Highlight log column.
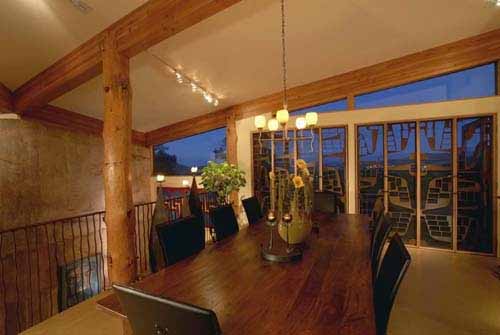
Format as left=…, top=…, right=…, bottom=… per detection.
left=226, top=111, right=240, bottom=212
left=102, top=34, right=137, bottom=284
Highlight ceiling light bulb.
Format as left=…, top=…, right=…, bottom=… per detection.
left=296, top=117, right=307, bottom=130
left=255, top=115, right=266, bottom=129
left=191, top=83, right=198, bottom=92
left=205, top=94, right=213, bottom=103
left=268, top=118, right=279, bottom=132
left=276, top=109, right=289, bottom=125
left=305, top=112, right=318, bottom=127
left=213, top=99, right=219, bottom=107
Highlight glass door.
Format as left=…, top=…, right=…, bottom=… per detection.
left=387, top=122, right=417, bottom=245
left=357, top=125, right=385, bottom=215
left=419, top=120, right=453, bottom=249
left=457, top=116, right=494, bottom=253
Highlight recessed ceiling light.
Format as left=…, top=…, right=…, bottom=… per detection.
left=69, top=0, right=93, bottom=14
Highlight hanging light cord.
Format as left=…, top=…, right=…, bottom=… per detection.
left=281, top=0, right=288, bottom=110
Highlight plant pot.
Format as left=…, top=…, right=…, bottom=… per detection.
left=278, top=217, right=312, bottom=244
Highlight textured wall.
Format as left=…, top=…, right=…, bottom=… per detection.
left=0, top=119, right=152, bottom=231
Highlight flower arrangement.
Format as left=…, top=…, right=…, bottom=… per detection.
left=269, top=159, right=313, bottom=244
left=201, top=161, right=246, bottom=205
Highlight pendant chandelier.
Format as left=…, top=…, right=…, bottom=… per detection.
left=254, top=0, right=318, bottom=148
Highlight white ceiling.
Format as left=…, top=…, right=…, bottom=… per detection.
left=1, top=0, right=500, bottom=132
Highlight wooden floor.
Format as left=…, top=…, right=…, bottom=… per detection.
left=22, top=249, right=500, bottom=335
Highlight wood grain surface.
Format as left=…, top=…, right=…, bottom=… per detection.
left=97, top=214, right=375, bottom=335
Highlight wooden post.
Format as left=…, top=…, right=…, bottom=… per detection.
left=347, top=95, right=355, bottom=110
left=497, top=60, right=500, bottom=95
left=226, top=111, right=240, bottom=212
left=102, top=34, right=137, bottom=284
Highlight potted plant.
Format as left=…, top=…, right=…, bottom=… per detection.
left=201, top=161, right=246, bottom=206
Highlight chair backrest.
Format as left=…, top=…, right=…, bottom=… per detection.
left=313, top=191, right=337, bottom=214
left=371, top=213, right=393, bottom=279
left=370, top=200, right=385, bottom=231
left=242, top=196, right=263, bottom=225
left=156, top=216, right=205, bottom=266
left=374, top=234, right=411, bottom=335
left=209, top=204, right=239, bottom=241
left=114, top=284, right=222, bottom=335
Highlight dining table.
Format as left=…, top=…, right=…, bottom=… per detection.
left=96, top=213, right=376, bottom=335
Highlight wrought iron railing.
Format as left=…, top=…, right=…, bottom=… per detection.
left=0, top=192, right=216, bottom=335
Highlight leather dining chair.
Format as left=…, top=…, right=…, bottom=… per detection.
left=114, top=284, right=222, bottom=335
left=373, top=234, right=411, bottom=335
left=371, top=213, right=393, bottom=279
left=156, top=215, right=205, bottom=266
left=242, top=196, right=263, bottom=225
left=209, top=204, right=239, bottom=242
left=313, top=191, right=338, bottom=214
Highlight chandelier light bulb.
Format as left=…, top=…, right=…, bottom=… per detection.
left=191, top=83, right=198, bottom=92
left=254, top=115, right=266, bottom=129
left=268, top=118, right=279, bottom=132
left=205, top=93, right=213, bottom=103
left=295, top=117, right=307, bottom=130
left=213, top=99, right=219, bottom=107
left=305, top=112, right=318, bottom=127
left=276, top=109, right=289, bottom=125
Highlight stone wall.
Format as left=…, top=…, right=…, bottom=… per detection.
left=0, top=119, right=152, bottom=231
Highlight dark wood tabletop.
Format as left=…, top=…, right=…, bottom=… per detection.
left=97, top=214, right=376, bottom=335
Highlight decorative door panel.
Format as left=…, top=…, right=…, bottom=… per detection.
left=419, top=120, right=453, bottom=249
left=387, top=122, right=417, bottom=245
left=357, top=125, right=385, bottom=216
left=457, top=116, right=494, bottom=253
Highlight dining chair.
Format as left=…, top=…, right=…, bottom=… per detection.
left=373, top=234, right=411, bottom=335
left=242, top=196, right=263, bottom=225
left=371, top=213, right=393, bottom=279
left=370, top=199, right=385, bottom=232
left=156, top=215, right=205, bottom=266
left=209, top=204, right=239, bottom=241
left=313, top=191, right=338, bottom=214
left=114, top=284, right=222, bottom=335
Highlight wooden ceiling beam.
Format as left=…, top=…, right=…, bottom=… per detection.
left=144, top=28, right=500, bottom=145
left=0, top=82, right=13, bottom=112
left=13, top=0, right=243, bottom=112
left=23, top=105, right=146, bottom=146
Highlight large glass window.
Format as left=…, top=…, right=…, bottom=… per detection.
left=153, top=127, right=226, bottom=175
left=252, top=127, right=347, bottom=213
left=356, top=64, right=496, bottom=109
left=291, top=99, right=348, bottom=115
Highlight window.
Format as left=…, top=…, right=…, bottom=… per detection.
left=355, top=63, right=496, bottom=109
left=153, top=128, right=226, bottom=175
left=291, top=98, right=348, bottom=115
left=252, top=126, right=347, bottom=213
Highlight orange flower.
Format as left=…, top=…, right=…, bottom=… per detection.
left=296, top=159, right=307, bottom=171
left=292, top=176, right=304, bottom=189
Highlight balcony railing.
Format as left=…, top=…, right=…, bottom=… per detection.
left=0, top=192, right=216, bottom=335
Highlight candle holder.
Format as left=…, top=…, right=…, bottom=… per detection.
left=261, top=212, right=302, bottom=263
